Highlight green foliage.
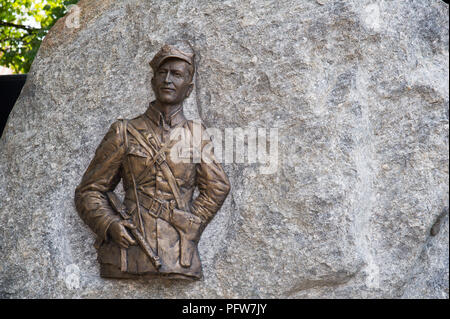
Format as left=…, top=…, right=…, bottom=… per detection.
left=0, top=0, right=79, bottom=73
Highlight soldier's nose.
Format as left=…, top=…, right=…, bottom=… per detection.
left=164, top=71, right=172, bottom=83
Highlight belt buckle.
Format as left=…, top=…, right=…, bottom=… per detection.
left=155, top=152, right=166, bottom=165
left=149, top=199, right=162, bottom=218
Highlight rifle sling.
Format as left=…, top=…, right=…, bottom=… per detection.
left=123, top=121, right=146, bottom=235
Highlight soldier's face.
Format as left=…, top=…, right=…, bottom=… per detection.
left=152, top=59, right=193, bottom=105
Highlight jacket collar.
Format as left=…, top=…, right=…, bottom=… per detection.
left=145, top=101, right=186, bottom=127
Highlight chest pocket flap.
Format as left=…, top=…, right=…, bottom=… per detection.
left=127, top=144, right=151, bottom=158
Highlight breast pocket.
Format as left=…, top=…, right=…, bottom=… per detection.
left=178, top=146, right=192, bottom=160
left=126, top=144, right=153, bottom=172
left=127, top=144, right=151, bottom=159
left=167, top=145, right=193, bottom=165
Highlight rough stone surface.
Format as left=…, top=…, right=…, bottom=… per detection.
left=0, top=0, right=448, bottom=298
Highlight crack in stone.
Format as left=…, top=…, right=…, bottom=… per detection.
left=286, top=271, right=357, bottom=296
left=398, top=207, right=449, bottom=298
left=430, top=207, right=448, bottom=237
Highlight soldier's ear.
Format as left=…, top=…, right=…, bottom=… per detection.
left=151, top=77, right=156, bottom=90
left=185, top=83, right=194, bottom=98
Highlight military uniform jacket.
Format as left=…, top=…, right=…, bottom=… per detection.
left=75, top=103, right=231, bottom=280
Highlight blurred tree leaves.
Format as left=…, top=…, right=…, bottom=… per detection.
left=0, top=0, right=79, bottom=73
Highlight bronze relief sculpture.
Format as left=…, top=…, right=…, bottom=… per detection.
left=74, top=44, right=231, bottom=280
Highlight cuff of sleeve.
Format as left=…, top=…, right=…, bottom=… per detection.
left=100, top=215, right=121, bottom=241
left=189, top=203, right=208, bottom=224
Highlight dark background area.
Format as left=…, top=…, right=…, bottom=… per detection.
left=0, top=74, right=26, bottom=135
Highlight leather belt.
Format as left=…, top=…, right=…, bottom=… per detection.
left=138, top=192, right=176, bottom=221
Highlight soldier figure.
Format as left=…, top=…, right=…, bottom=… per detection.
left=75, top=44, right=231, bottom=280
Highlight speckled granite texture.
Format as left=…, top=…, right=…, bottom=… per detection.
left=0, top=0, right=448, bottom=298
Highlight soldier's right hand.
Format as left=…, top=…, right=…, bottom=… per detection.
left=108, top=220, right=137, bottom=248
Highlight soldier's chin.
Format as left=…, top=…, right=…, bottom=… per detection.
left=158, top=93, right=179, bottom=104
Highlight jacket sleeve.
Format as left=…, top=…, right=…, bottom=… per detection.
left=74, top=121, right=126, bottom=240
left=190, top=126, right=231, bottom=225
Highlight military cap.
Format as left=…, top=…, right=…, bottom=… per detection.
left=149, top=44, right=195, bottom=72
